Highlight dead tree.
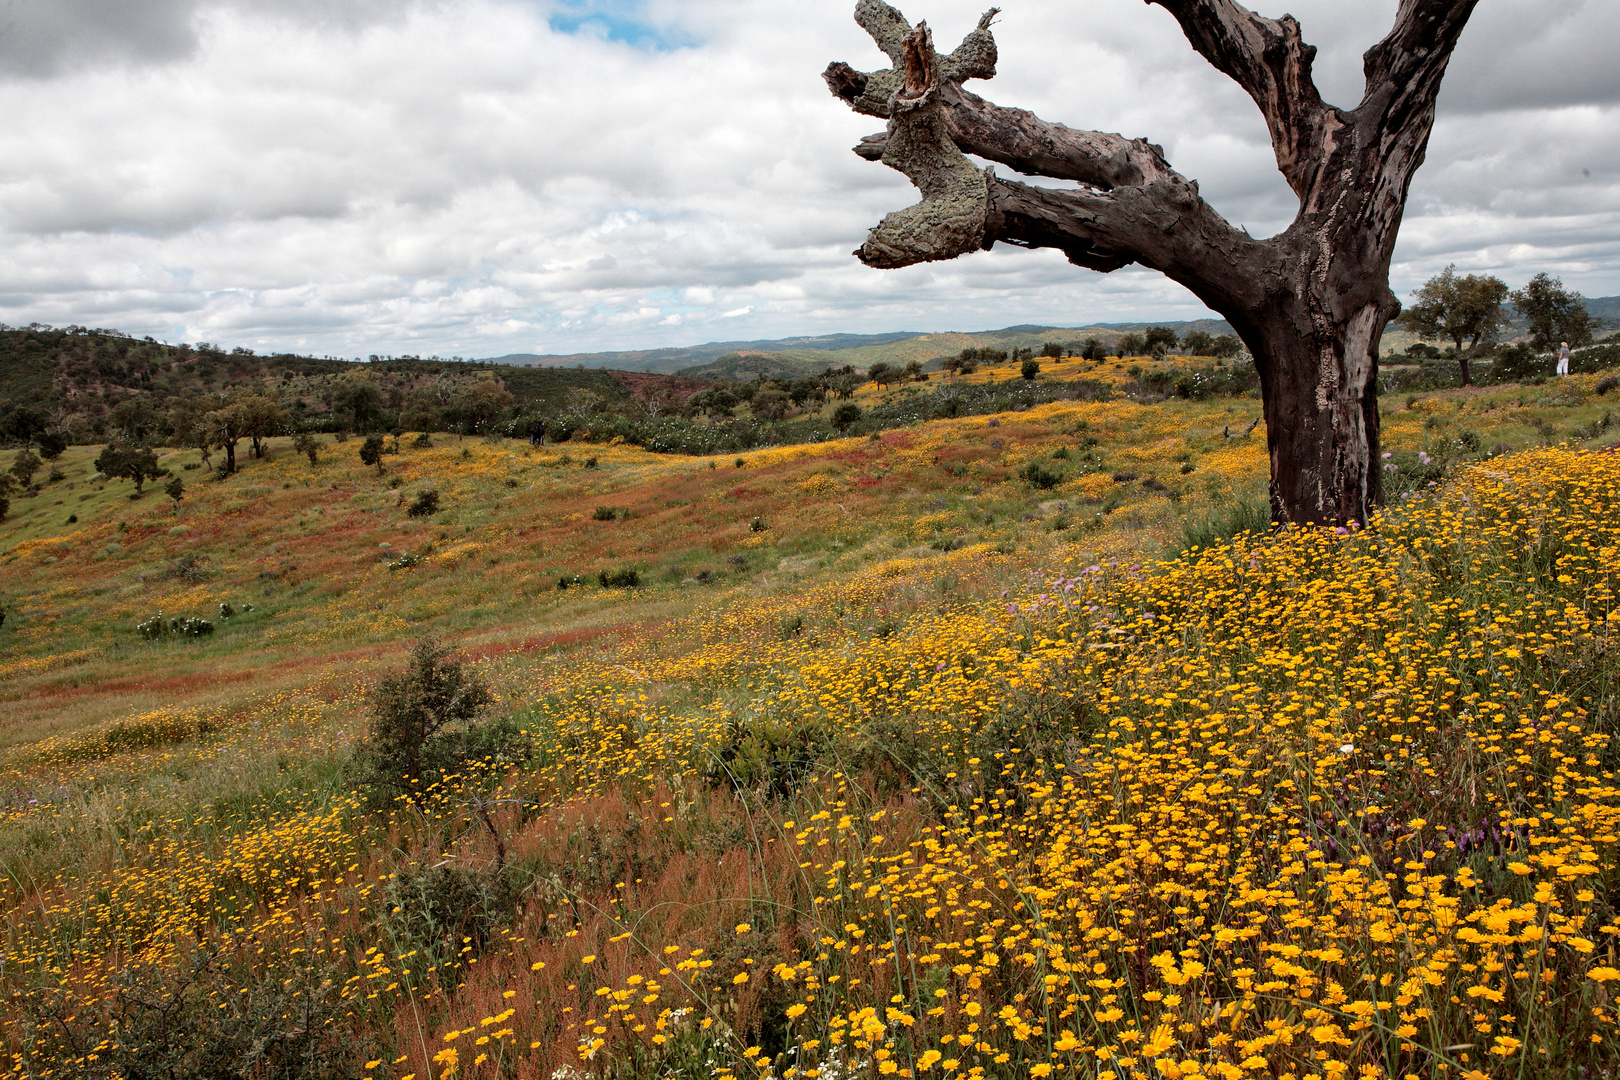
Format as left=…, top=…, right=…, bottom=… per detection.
left=825, top=0, right=1478, bottom=525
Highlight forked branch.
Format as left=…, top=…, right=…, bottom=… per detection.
left=853, top=22, right=993, bottom=268
left=825, top=1, right=1246, bottom=282
left=1149, top=0, right=1328, bottom=196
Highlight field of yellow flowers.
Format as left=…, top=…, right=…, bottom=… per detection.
left=5, top=365, right=1620, bottom=1080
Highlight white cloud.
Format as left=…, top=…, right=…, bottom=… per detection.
left=0, top=0, right=1616, bottom=357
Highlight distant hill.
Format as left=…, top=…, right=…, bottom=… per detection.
left=484, top=319, right=1239, bottom=380
left=481, top=330, right=923, bottom=375
left=0, top=325, right=699, bottom=441
left=1587, top=295, right=1620, bottom=324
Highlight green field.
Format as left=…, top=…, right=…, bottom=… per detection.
left=4, top=365, right=1620, bottom=1079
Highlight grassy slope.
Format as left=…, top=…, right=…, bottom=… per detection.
left=3, top=362, right=1614, bottom=746
left=4, top=366, right=1620, bottom=1076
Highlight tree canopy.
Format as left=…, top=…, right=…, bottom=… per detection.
left=1398, top=265, right=1509, bottom=385
left=1512, top=273, right=1601, bottom=350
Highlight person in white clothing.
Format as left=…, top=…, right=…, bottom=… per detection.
left=1557, top=341, right=1571, bottom=376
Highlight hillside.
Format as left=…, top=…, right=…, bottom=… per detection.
left=0, top=325, right=703, bottom=441
left=484, top=319, right=1241, bottom=377
left=5, top=358, right=1620, bottom=1076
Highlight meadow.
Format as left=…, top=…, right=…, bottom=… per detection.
left=4, top=361, right=1620, bottom=1080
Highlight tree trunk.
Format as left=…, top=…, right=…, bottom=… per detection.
left=825, top=0, right=1479, bottom=527
left=1457, top=353, right=1471, bottom=387
left=1244, top=296, right=1386, bottom=525
left=223, top=439, right=236, bottom=474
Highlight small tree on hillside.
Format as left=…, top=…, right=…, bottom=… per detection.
left=752, top=385, right=792, bottom=421
left=293, top=432, right=320, bottom=466
left=165, top=475, right=185, bottom=510
left=11, top=449, right=41, bottom=489
left=1398, top=264, right=1509, bottom=385
left=360, top=433, right=386, bottom=475
left=95, top=444, right=163, bottom=495
left=450, top=379, right=516, bottom=437
left=1143, top=327, right=1179, bottom=358
left=1118, top=332, right=1146, bottom=358
left=1181, top=330, right=1215, bottom=356
left=36, top=430, right=68, bottom=461
left=204, top=402, right=248, bottom=474
left=1511, top=273, right=1601, bottom=351
left=355, top=639, right=498, bottom=803
left=1021, top=359, right=1040, bottom=380
left=331, top=377, right=383, bottom=434
left=238, top=395, right=290, bottom=459
left=833, top=402, right=863, bottom=431
left=108, top=398, right=163, bottom=445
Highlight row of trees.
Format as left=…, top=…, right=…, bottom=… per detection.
left=1398, top=269, right=1602, bottom=386
left=79, top=372, right=522, bottom=476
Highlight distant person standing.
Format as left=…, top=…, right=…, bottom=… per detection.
left=1557, top=341, right=1571, bottom=376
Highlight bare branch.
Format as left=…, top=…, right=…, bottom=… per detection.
left=1149, top=0, right=1328, bottom=196
left=856, top=23, right=992, bottom=269
left=827, top=2, right=999, bottom=118
left=832, top=3, right=1250, bottom=283
left=829, top=7, right=1171, bottom=191
left=850, top=86, right=1171, bottom=190
left=1361, top=0, right=1478, bottom=131
left=985, top=177, right=1266, bottom=314
left=855, top=0, right=913, bottom=65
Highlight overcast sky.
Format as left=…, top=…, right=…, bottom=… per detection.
left=0, top=0, right=1615, bottom=358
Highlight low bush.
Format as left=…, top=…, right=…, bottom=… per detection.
left=381, top=863, right=523, bottom=971
left=598, top=567, right=641, bottom=588
left=11, top=950, right=366, bottom=1080
left=1133, top=358, right=1260, bottom=400
left=350, top=639, right=525, bottom=806
left=406, top=489, right=440, bottom=517
left=1171, top=494, right=1273, bottom=555
left=1020, top=461, right=1062, bottom=489
left=136, top=613, right=215, bottom=639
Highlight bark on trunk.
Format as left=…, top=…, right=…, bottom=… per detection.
left=825, top=0, right=1478, bottom=527
left=1245, top=298, right=1386, bottom=525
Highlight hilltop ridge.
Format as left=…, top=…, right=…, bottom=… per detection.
left=480, top=318, right=1239, bottom=376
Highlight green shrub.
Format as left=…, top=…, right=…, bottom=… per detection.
left=381, top=864, right=522, bottom=971
left=137, top=613, right=215, bottom=639
left=406, top=489, right=440, bottom=517
left=359, top=433, right=386, bottom=473
left=1171, top=495, right=1273, bottom=556
left=592, top=505, right=621, bottom=521
left=1020, top=461, right=1062, bottom=489
left=292, top=431, right=320, bottom=465
left=598, top=567, right=641, bottom=588
left=351, top=640, right=520, bottom=805
left=12, top=950, right=367, bottom=1080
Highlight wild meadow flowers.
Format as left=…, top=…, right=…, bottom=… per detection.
left=6, top=387, right=1620, bottom=1078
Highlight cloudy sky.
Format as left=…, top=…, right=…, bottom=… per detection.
left=0, top=0, right=1615, bottom=358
